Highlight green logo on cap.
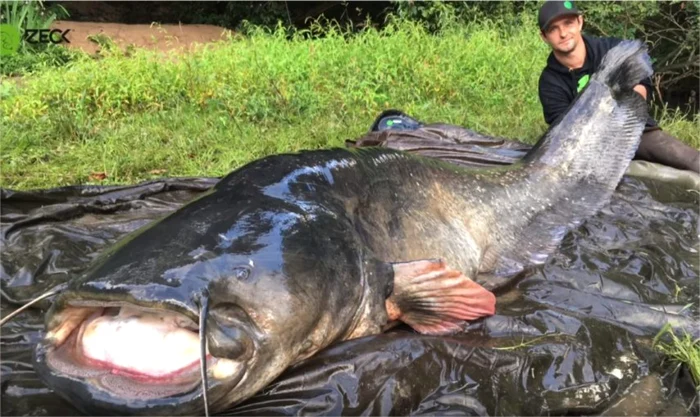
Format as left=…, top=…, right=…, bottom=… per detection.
left=577, top=74, right=590, bottom=93
left=0, top=24, right=21, bottom=56
left=564, top=1, right=573, bottom=9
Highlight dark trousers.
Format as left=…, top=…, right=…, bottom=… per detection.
left=635, top=129, right=700, bottom=174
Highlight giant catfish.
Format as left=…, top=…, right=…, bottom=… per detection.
left=32, top=41, right=652, bottom=415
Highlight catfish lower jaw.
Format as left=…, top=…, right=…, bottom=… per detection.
left=38, top=304, right=248, bottom=409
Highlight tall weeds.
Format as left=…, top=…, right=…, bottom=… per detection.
left=1, top=14, right=697, bottom=189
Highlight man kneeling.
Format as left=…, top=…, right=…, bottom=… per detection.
left=536, top=0, right=699, bottom=174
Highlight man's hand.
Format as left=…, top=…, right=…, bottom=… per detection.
left=633, top=84, right=648, bottom=100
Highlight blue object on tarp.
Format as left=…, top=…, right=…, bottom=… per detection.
left=369, top=109, right=424, bottom=132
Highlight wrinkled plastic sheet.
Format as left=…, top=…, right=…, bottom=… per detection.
left=2, top=122, right=699, bottom=416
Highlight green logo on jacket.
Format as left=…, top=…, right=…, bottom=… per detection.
left=577, top=74, right=590, bottom=93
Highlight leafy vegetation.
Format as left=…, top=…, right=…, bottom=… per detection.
left=1, top=11, right=697, bottom=190
left=0, top=0, right=79, bottom=76
left=1, top=0, right=66, bottom=43
left=653, top=324, right=700, bottom=389
left=392, top=1, right=699, bottom=112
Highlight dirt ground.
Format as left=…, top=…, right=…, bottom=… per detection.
left=50, top=20, right=232, bottom=54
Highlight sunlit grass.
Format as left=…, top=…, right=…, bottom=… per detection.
left=1, top=14, right=698, bottom=190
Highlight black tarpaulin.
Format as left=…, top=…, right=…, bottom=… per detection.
left=1, top=120, right=698, bottom=416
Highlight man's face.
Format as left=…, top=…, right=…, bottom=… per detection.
left=541, top=15, right=583, bottom=54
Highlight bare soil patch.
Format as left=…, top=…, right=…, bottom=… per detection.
left=50, top=20, right=232, bottom=54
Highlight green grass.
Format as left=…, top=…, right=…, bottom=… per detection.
left=1, top=15, right=698, bottom=190
left=653, top=324, right=700, bottom=389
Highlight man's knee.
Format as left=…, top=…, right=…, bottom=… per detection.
left=636, top=129, right=699, bottom=174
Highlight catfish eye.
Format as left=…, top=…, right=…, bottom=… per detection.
left=232, top=266, right=251, bottom=281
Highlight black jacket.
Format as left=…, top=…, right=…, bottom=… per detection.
left=538, top=34, right=657, bottom=128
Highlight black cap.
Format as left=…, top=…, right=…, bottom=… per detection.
left=538, top=1, right=582, bottom=31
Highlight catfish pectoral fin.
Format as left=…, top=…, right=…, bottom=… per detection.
left=386, top=258, right=496, bottom=336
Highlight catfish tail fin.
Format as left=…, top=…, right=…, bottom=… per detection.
left=595, top=39, right=653, bottom=96
left=480, top=41, right=652, bottom=283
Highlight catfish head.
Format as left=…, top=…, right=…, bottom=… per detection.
left=33, top=182, right=392, bottom=415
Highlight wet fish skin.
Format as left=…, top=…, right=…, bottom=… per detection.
left=33, top=40, right=652, bottom=415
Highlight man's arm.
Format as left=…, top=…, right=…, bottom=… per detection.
left=539, top=72, right=572, bottom=125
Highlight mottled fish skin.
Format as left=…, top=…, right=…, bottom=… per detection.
left=33, top=41, right=652, bottom=415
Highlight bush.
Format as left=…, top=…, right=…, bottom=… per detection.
left=0, top=43, right=84, bottom=76
left=0, top=0, right=69, bottom=50
left=0, top=0, right=80, bottom=76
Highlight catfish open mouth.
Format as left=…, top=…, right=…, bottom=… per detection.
left=40, top=303, right=246, bottom=402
